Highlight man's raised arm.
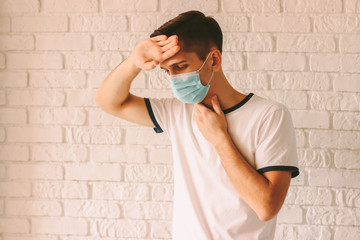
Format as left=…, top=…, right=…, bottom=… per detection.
left=94, top=35, right=179, bottom=127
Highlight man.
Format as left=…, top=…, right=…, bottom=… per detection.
left=95, top=10, right=299, bottom=240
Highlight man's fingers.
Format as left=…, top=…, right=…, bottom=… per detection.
left=161, top=37, right=178, bottom=52
left=162, top=45, right=180, bottom=61
left=150, top=35, right=167, bottom=42
left=158, top=35, right=178, bottom=46
left=212, top=95, right=223, bottom=115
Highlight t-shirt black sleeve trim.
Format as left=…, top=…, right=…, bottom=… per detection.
left=257, top=166, right=299, bottom=178
left=144, top=98, right=163, bottom=133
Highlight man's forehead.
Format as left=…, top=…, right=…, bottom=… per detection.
left=160, top=51, right=198, bottom=68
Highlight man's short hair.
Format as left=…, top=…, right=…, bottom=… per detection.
left=150, top=10, right=223, bottom=60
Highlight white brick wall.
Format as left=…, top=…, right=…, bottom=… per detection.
left=0, top=0, right=359, bottom=239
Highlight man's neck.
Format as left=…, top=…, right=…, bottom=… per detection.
left=201, top=71, right=246, bottom=111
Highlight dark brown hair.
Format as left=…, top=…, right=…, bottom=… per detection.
left=150, top=10, right=223, bottom=60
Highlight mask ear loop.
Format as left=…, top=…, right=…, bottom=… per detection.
left=198, top=52, right=212, bottom=72
left=206, top=71, right=215, bottom=86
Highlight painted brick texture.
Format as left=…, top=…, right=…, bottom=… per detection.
left=0, top=0, right=359, bottom=239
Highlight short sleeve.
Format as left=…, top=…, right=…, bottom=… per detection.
left=144, top=98, right=175, bottom=134
left=255, top=104, right=299, bottom=178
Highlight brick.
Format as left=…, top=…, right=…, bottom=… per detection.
left=223, top=33, right=273, bottom=52
left=32, top=217, right=88, bottom=235
left=147, top=70, right=171, bottom=89
left=344, top=0, right=360, bottom=12
left=89, top=70, right=145, bottom=89
left=29, top=107, right=86, bottom=125
left=284, top=0, right=342, bottom=12
left=0, top=0, right=39, bottom=13
left=0, top=52, right=5, bottom=69
left=336, top=208, right=360, bottom=225
left=65, top=52, right=122, bottom=70
left=0, top=35, right=34, bottom=50
left=0, top=181, right=31, bottom=197
left=33, top=181, right=89, bottom=199
left=67, top=89, right=97, bottom=107
left=275, top=225, right=331, bottom=240
left=334, top=227, right=360, bottom=240
left=0, top=108, right=27, bottom=124
left=0, top=218, right=29, bottom=233
left=291, top=111, right=330, bottom=129
left=70, top=14, right=127, bottom=32
left=151, top=220, right=172, bottom=239
left=0, top=71, right=28, bottom=87
left=215, top=14, right=249, bottom=32
left=277, top=34, right=335, bottom=53
left=151, top=183, right=174, bottom=201
left=0, top=127, right=5, bottom=142
left=340, top=35, right=360, bottom=53
left=7, top=127, right=63, bottom=143
left=91, top=219, right=147, bottom=238
left=297, top=148, right=331, bottom=167
left=0, top=164, right=5, bottom=178
left=149, top=148, right=172, bottom=164
left=0, top=200, right=3, bottom=214
left=309, top=130, right=360, bottom=150
left=126, top=127, right=170, bottom=145
left=0, top=145, right=29, bottom=161
left=6, top=199, right=62, bottom=216
left=223, top=0, right=280, bottom=12
left=222, top=52, right=244, bottom=71
left=125, top=164, right=173, bottom=183
left=308, top=168, right=360, bottom=188
left=333, top=74, right=360, bottom=92
left=257, top=90, right=307, bottom=109
left=7, top=163, right=63, bottom=180
left=65, top=126, right=122, bottom=144
left=94, top=33, right=147, bottom=51
left=271, top=72, right=330, bottom=90
left=161, top=0, right=217, bottom=12
left=333, top=112, right=360, bottom=130
left=252, top=15, right=311, bottom=32
left=90, top=145, right=146, bottom=163
left=310, top=92, right=360, bottom=111
left=65, top=164, right=121, bottom=181
left=227, top=71, right=269, bottom=90
left=64, top=200, right=120, bottom=218
left=7, top=53, right=63, bottom=69
left=0, top=17, right=10, bottom=32
left=335, top=189, right=360, bottom=207
left=314, top=15, right=360, bottom=33
left=295, top=130, right=305, bottom=148
left=306, top=207, right=336, bottom=225
left=248, top=53, right=306, bottom=71
left=36, top=34, right=91, bottom=51
left=130, top=14, right=157, bottom=32
left=1, top=236, right=57, bottom=240
left=12, top=16, right=68, bottom=32
left=88, top=109, right=130, bottom=126
left=310, top=54, right=360, bottom=73
left=277, top=205, right=303, bottom=223
left=42, top=0, right=98, bottom=12
left=8, top=89, right=65, bottom=106
left=102, top=0, right=158, bottom=12
left=92, top=182, right=149, bottom=201
left=334, top=150, right=360, bottom=169
left=31, top=144, right=88, bottom=162
left=29, top=70, right=86, bottom=88
left=123, top=202, right=172, bottom=220
left=285, top=187, right=332, bottom=205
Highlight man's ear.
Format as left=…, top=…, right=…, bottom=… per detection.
left=210, top=49, right=222, bottom=72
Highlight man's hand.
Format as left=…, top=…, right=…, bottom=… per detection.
left=193, top=95, right=229, bottom=146
left=130, top=35, right=180, bottom=70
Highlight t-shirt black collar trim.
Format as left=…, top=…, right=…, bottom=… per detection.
left=223, top=93, right=254, bottom=114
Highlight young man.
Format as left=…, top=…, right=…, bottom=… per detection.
left=95, top=10, right=299, bottom=240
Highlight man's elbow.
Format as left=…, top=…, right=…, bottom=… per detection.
left=257, top=204, right=281, bottom=222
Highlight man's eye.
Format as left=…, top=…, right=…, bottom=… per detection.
left=175, top=65, right=187, bottom=70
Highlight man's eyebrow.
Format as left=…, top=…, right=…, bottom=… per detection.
left=161, top=60, right=187, bottom=70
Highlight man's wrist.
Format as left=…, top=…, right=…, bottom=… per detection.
left=212, top=131, right=233, bottom=152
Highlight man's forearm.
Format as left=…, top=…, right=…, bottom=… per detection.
left=94, top=56, right=141, bottom=111
left=213, top=133, right=289, bottom=221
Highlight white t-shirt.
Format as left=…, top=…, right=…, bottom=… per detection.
left=144, top=93, right=299, bottom=240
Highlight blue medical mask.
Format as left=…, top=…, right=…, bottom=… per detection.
left=169, top=53, right=214, bottom=104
